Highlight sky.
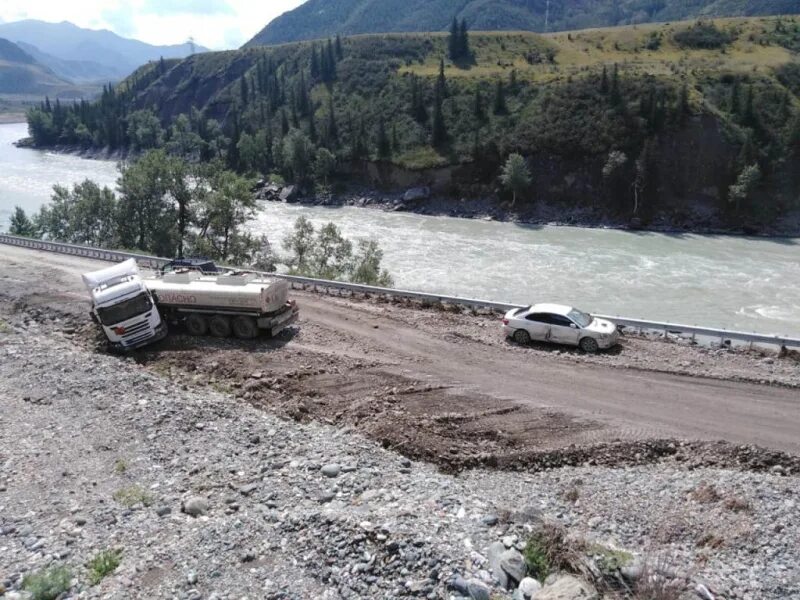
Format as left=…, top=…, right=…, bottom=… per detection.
left=0, top=0, right=307, bottom=49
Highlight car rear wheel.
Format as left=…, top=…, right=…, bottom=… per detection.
left=185, top=313, right=208, bottom=336
left=579, top=337, right=600, bottom=353
left=232, top=316, right=258, bottom=339
left=209, top=315, right=232, bottom=338
left=513, top=329, right=531, bottom=345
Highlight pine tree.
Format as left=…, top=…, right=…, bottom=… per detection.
left=431, top=85, right=448, bottom=148
left=297, top=71, right=310, bottom=116
left=437, top=58, right=448, bottom=98
left=474, top=87, right=485, bottom=121
left=376, top=118, right=391, bottom=159
left=240, top=76, right=249, bottom=106
left=741, top=85, right=757, bottom=128
left=391, top=121, right=399, bottom=151
left=730, top=79, right=741, bottom=114
left=325, top=39, right=337, bottom=82
left=310, top=45, right=320, bottom=80
left=281, top=108, right=290, bottom=136
left=493, top=80, right=507, bottom=115
left=600, top=65, right=609, bottom=94
left=410, top=76, right=428, bottom=124
left=327, top=94, right=338, bottom=146
left=610, top=63, right=621, bottom=106
left=308, top=114, right=318, bottom=143
left=448, top=17, right=460, bottom=61
left=458, top=19, right=470, bottom=60
left=677, top=83, right=690, bottom=121
left=335, top=34, right=343, bottom=60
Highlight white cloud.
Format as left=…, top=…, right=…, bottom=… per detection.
left=0, top=0, right=306, bottom=49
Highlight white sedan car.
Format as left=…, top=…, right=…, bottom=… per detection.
left=502, top=303, right=619, bottom=352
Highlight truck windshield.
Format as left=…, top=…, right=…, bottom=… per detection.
left=96, top=293, right=152, bottom=326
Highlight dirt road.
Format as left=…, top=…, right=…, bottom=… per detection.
left=1, top=244, right=798, bottom=470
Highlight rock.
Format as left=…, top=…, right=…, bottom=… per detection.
left=519, top=577, right=543, bottom=598
left=500, top=548, right=527, bottom=585
left=620, top=562, right=644, bottom=582
left=536, top=575, right=599, bottom=600
left=481, top=515, right=499, bottom=527
left=321, top=464, right=341, bottom=478
left=187, top=572, right=198, bottom=585
left=403, top=187, right=430, bottom=202
left=319, top=491, right=336, bottom=503
left=280, top=185, right=300, bottom=202
left=488, top=541, right=510, bottom=588
left=181, top=496, right=209, bottom=517
left=694, top=584, right=715, bottom=600
left=467, top=579, right=491, bottom=600
left=449, top=575, right=470, bottom=595
left=155, top=505, right=171, bottom=517
left=239, top=483, right=259, bottom=496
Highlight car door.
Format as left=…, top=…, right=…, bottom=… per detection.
left=548, top=314, right=581, bottom=345
left=524, top=313, right=551, bottom=341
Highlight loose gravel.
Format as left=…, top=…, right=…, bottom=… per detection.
left=1, top=322, right=798, bottom=600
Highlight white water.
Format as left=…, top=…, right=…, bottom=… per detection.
left=2, top=122, right=799, bottom=337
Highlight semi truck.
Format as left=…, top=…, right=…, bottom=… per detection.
left=83, top=259, right=298, bottom=351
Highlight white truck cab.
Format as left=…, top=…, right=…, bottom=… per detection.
left=82, top=259, right=167, bottom=350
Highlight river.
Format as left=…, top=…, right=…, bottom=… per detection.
left=2, top=122, right=799, bottom=337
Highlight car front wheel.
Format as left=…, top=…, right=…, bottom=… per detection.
left=579, top=337, right=600, bottom=353
left=513, top=329, right=531, bottom=345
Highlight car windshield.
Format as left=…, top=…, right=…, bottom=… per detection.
left=96, top=292, right=152, bottom=326
left=567, top=309, right=592, bottom=328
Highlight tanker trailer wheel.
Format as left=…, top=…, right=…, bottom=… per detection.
left=185, top=313, right=208, bottom=336
left=209, top=315, right=232, bottom=338
left=232, top=316, right=258, bottom=339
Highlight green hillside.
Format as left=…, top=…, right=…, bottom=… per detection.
left=247, top=0, right=800, bottom=46
left=25, top=17, right=800, bottom=229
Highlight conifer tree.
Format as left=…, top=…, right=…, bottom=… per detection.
left=437, top=58, right=448, bottom=98
left=335, top=34, right=343, bottom=60
left=327, top=94, right=339, bottom=146
left=448, top=17, right=460, bottom=61
left=376, top=118, right=391, bottom=159
left=432, top=85, right=448, bottom=148
left=474, top=87, right=485, bottom=121
left=493, top=81, right=507, bottom=115
left=310, top=45, right=320, bottom=80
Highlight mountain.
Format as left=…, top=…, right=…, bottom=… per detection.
left=0, top=37, right=73, bottom=94
left=0, top=20, right=209, bottom=82
left=16, top=41, right=122, bottom=84
left=247, top=0, right=800, bottom=46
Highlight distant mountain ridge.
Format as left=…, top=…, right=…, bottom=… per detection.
left=0, top=37, right=73, bottom=95
left=247, top=0, right=800, bottom=46
left=0, top=20, right=209, bottom=83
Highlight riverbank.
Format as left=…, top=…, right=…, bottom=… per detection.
left=12, top=138, right=132, bottom=161
left=257, top=182, right=800, bottom=238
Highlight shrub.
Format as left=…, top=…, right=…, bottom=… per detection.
left=523, top=523, right=581, bottom=581
left=674, top=21, right=733, bottom=49
left=22, top=566, right=72, bottom=600
left=87, top=549, right=123, bottom=585
left=113, top=485, right=153, bottom=508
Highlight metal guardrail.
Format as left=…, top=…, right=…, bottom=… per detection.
left=2, top=233, right=799, bottom=349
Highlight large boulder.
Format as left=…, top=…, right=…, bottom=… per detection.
left=403, top=186, right=430, bottom=202
left=488, top=541, right=510, bottom=588
left=500, top=548, right=527, bottom=585
left=280, top=185, right=300, bottom=202
left=535, top=575, right=598, bottom=600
